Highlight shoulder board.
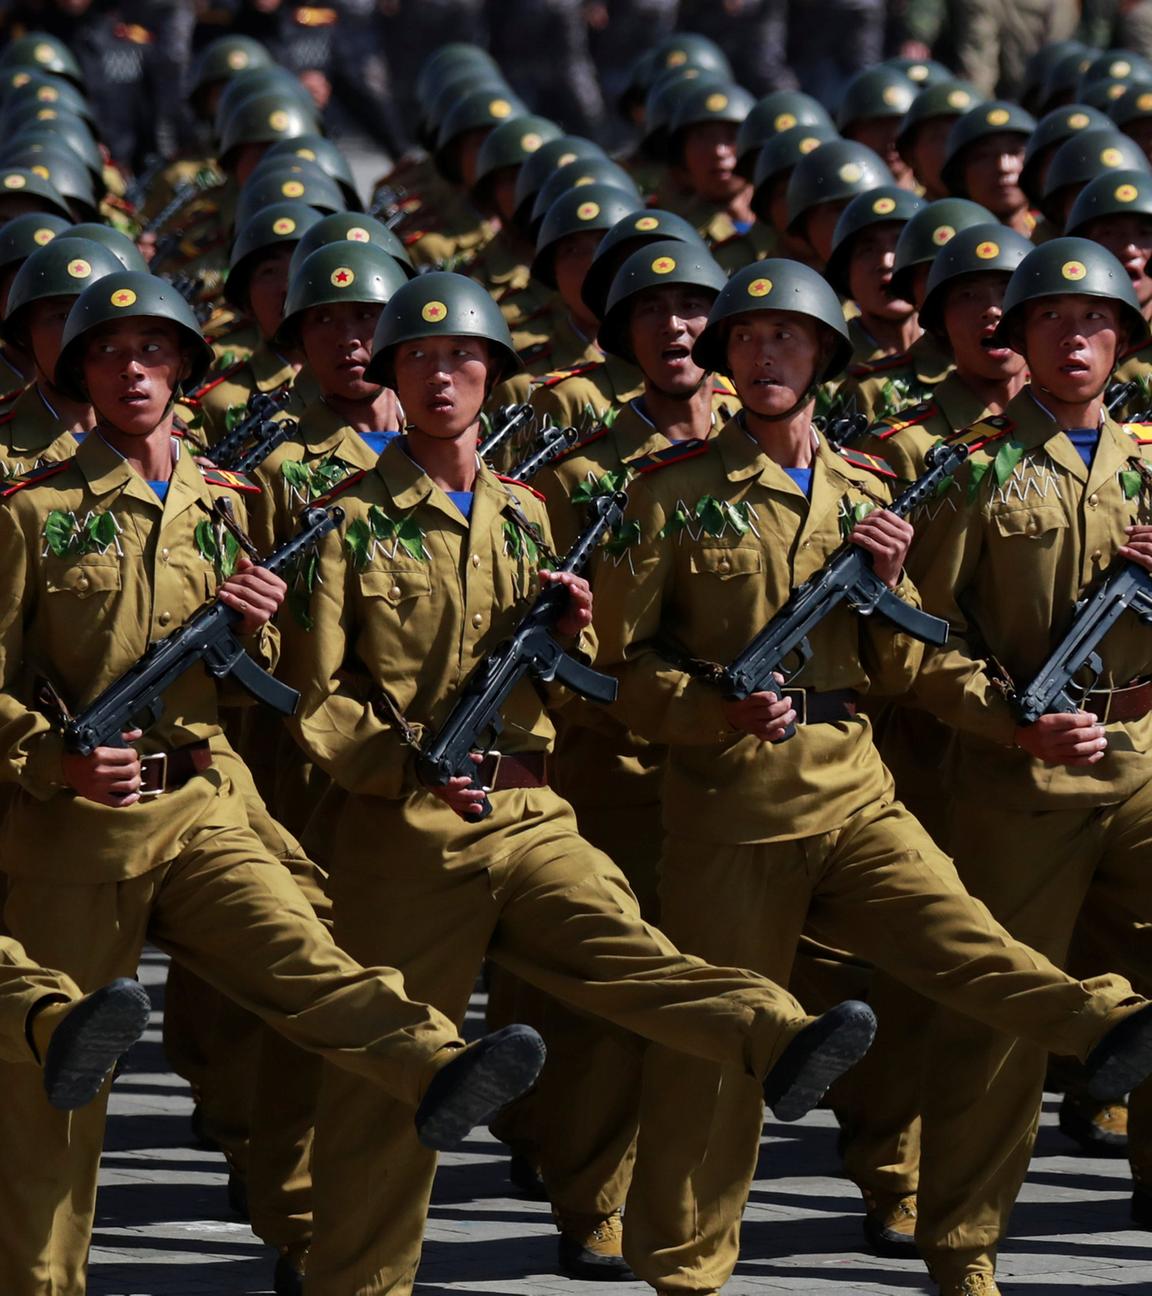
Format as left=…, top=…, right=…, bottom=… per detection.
left=633, top=441, right=713, bottom=475
left=836, top=447, right=898, bottom=479
left=294, top=6, right=338, bottom=24
left=872, top=402, right=935, bottom=441
left=114, top=21, right=152, bottom=43
left=518, top=341, right=552, bottom=365
left=199, top=467, right=260, bottom=494
left=535, top=361, right=604, bottom=389
left=314, top=467, right=369, bottom=508
left=949, top=414, right=1015, bottom=454
left=1119, top=337, right=1150, bottom=362
left=849, top=351, right=912, bottom=380
left=554, top=423, right=611, bottom=463
left=0, top=459, right=71, bottom=497
left=0, top=383, right=27, bottom=408
left=711, top=375, right=737, bottom=397
left=1122, top=422, right=1152, bottom=445
left=0, top=406, right=18, bottom=427
left=495, top=472, right=547, bottom=502
left=186, top=359, right=247, bottom=402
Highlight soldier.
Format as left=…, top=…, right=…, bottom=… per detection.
left=262, top=135, right=364, bottom=211
left=0, top=268, right=547, bottom=1295
left=232, top=157, right=347, bottom=233
left=1111, top=81, right=1152, bottom=163
left=1020, top=104, right=1112, bottom=220
left=823, top=185, right=926, bottom=367
left=278, top=267, right=888, bottom=1296
left=589, top=257, right=1152, bottom=1296
left=940, top=100, right=1037, bottom=237
left=0, top=212, right=71, bottom=403
left=581, top=208, right=711, bottom=325
left=191, top=200, right=326, bottom=445
left=0, top=165, right=73, bottom=227
left=783, top=138, right=893, bottom=267
left=0, top=235, right=125, bottom=477
left=288, top=210, right=417, bottom=284
left=896, top=80, right=983, bottom=201
left=1038, top=127, right=1149, bottom=231
left=906, top=236, right=1152, bottom=1294
left=748, top=122, right=839, bottom=269
left=734, top=89, right=835, bottom=186
left=836, top=65, right=921, bottom=192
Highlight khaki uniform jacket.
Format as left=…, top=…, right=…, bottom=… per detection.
left=530, top=342, right=645, bottom=430
left=464, top=228, right=555, bottom=329
left=834, top=330, right=954, bottom=424
left=195, top=342, right=320, bottom=446
left=0, top=435, right=274, bottom=884
left=0, top=385, right=80, bottom=480
left=593, top=417, right=925, bottom=844
left=279, top=438, right=592, bottom=875
left=658, top=190, right=777, bottom=272
left=1111, top=338, right=1152, bottom=421
left=913, top=387, right=1152, bottom=809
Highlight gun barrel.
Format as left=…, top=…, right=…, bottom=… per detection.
left=507, top=427, right=580, bottom=482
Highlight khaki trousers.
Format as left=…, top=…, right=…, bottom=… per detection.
left=917, top=785, right=1152, bottom=1282
left=306, top=790, right=808, bottom=1296
left=0, top=937, right=80, bottom=1065
left=0, top=799, right=460, bottom=1296
left=621, top=797, right=1138, bottom=1294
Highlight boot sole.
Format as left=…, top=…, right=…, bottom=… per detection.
left=1087, top=1005, right=1152, bottom=1101
left=766, top=1002, right=877, bottom=1123
left=43, top=979, right=151, bottom=1111
left=863, top=1218, right=918, bottom=1259
left=416, top=1025, right=546, bottom=1152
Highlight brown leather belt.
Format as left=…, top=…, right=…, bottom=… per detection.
left=138, top=740, right=213, bottom=797
left=1082, top=678, right=1152, bottom=725
left=780, top=687, right=859, bottom=725
left=475, top=750, right=548, bottom=793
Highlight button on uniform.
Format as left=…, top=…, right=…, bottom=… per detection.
left=158, top=610, right=172, bottom=626
left=471, top=612, right=483, bottom=628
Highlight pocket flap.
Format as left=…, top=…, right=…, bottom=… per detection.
left=45, top=560, right=122, bottom=597
left=992, top=505, right=1069, bottom=539
left=360, top=567, right=433, bottom=605
left=689, top=546, right=764, bottom=577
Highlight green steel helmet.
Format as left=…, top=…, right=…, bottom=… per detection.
left=2, top=236, right=131, bottom=347
left=1020, top=104, right=1111, bottom=205
left=10, top=116, right=104, bottom=185
left=749, top=122, right=838, bottom=221
left=1066, top=169, right=1152, bottom=236
left=189, top=35, right=273, bottom=99
left=666, top=80, right=757, bottom=150
left=940, top=100, right=1036, bottom=196
left=472, top=114, right=564, bottom=204
left=1079, top=50, right=1152, bottom=97
left=421, top=66, right=509, bottom=138
left=1080, top=78, right=1136, bottom=112
left=364, top=270, right=523, bottom=388
left=529, top=155, right=638, bottom=236
left=1021, top=39, right=1087, bottom=112
left=513, top=135, right=603, bottom=228
left=434, top=86, right=526, bottom=181
left=735, top=90, right=835, bottom=179
left=0, top=163, right=79, bottom=221
left=414, top=42, right=499, bottom=109
left=532, top=183, right=642, bottom=289
left=650, top=32, right=732, bottom=80
left=276, top=242, right=411, bottom=350
left=1, top=71, right=94, bottom=126
left=219, top=91, right=317, bottom=165
left=785, top=139, right=893, bottom=234
left=1109, top=80, right=1152, bottom=128
left=918, top=223, right=1034, bottom=334
left=824, top=184, right=927, bottom=297
left=1040, top=128, right=1149, bottom=222
left=55, top=271, right=215, bottom=400
left=288, top=211, right=416, bottom=282
left=214, top=66, right=313, bottom=136
left=0, top=34, right=83, bottom=87
left=883, top=56, right=953, bottom=88
left=641, top=67, right=716, bottom=158
left=836, top=65, right=919, bottom=133
left=997, top=236, right=1150, bottom=351
left=895, top=80, right=982, bottom=157
left=1, top=145, right=97, bottom=218
left=225, top=201, right=325, bottom=309
left=64, top=223, right=148, bottom=272
left=693, top=259, right=853, bottom=381
left=0, top=211, right=70, bottom=273
left=582, top=208, right=708, bottom=321
left=262, top=135, right=362, bottom=208
left=599, top=239, right=727, bottom=363
left=234, top=160, right=347, bottom=230
left=1040, top=49, right=1095, bottom=113
left=889, top=197, right=995, bottom=301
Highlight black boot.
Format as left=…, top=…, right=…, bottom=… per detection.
left=763, top=1001, right=877, bottom=1122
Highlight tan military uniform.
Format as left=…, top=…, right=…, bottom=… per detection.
left=0, top=435, right=465, bottom=1294
left=0, top=936, right=82, bottom=1065
left=0, top=384, right=80, bottom=480
left=1111, top=337, right=1152, bottom=421
left=590, top=416, right=1143, bottom=1293
left=530, top=345, right=645, bottom=430
left=909, top=388, right=1152, bottom=1285
left=659, top=189, right=777, bottom=272
left=464, top=227, right=555, bottom=330
left=834, top=330, right=954, bottom=424
left=193, top=342, right=321, bottom=447
left=277, top=437, right=827, bottom=1296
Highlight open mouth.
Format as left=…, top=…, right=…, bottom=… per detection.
left=662, top=343, right=692, bottom=363
left=120, top=389, right=149, bottom=405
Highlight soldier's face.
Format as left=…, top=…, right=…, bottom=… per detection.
left=847, top=118, right=914, bottom=189
left=1022, top=295, right=1124, bottom=403
left=942, top=273, right=1024, bottom=382
left=907, top=116, right=958, bottom=197
left=299, top=300, right=384, bottom=401
left=455, top=128, right=492, bottom=190
left=803, top=200, right=846, bottom=263
left=232, top=143, right=269, bottom=186
left=553, top=230, right=603, bottom=323
left=1081, top=213, right=1152, bottom=313
left=847, top=222, right=914, bottom=321
left=24, top=294, right=73, bottom=384
left=681, top=122, right=745, bottom=202
left=246, top=245, right=295, bottom=342
left=962, top=133, right=1027, bottom=218
left=628, top=284, right=714, bottom=396
left=488, top=166, right=520, bottom=224
left=392, top=335, right=491, bottom=439
left=0, top=195, right=55, bottom=224
left=726, top=310, right=824, bottom=417
left=82, top=319, right=188, bottom=435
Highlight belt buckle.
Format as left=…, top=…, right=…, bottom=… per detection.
left=138, top=751, right=168, bottom=798
left=781, top=687, right=807, bottom=726
left=480, top=749, right=502, bottom=794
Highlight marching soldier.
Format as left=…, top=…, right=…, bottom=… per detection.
left=734, top=89, right=835, bottom=187
left=940, top=99, right=1037, bottom=236
left=0, top=212, right=71, bottom=403
left=748, top=122, right=839, bottom=270
left=896, top=80, right=983, bottom=201
left=836, top=65, right=921, bottom=192
left=1019, top=104, right=1112, bottom=219
left=784, top=138, right=893, bottom=268
left=1038, top=127, right=1148, bottom=231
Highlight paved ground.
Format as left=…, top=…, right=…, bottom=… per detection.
left=88, top=950, right=1152, bottom=1295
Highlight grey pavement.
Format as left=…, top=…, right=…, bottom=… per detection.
left=88, top=950, right=1152, bottom=1294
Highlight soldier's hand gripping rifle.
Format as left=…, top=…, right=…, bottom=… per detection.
left=416, top=491, right=627, bottom=818
left=209, top=390, right=290, bottom=470
left=1008, top=560, right=1152, bottom=726
left=716, top=441, right=967, bottom=742
left=61, top=506, right=344, bottom=757
left=506, top=424, right=581, bottom=483
left=477, top=403, right=534, bottom=465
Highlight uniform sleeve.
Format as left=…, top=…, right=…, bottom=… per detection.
left=592, top=481, right=732, bottom=745
left=534, top=462, right=584, bottom=556
left=909, top=477, right=1019, bottom=744
left=856, top=570, right=928, bottom=697
left=277, top=525, right=421, bottom=799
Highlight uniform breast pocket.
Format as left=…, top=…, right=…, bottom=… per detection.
left=360, top=568, right=433, bottom=613
left=45, top=559, right=123, bottom=600
left=689, top=546, right=764, bottom=580
left=991, top=505, right=1069, bottom=544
